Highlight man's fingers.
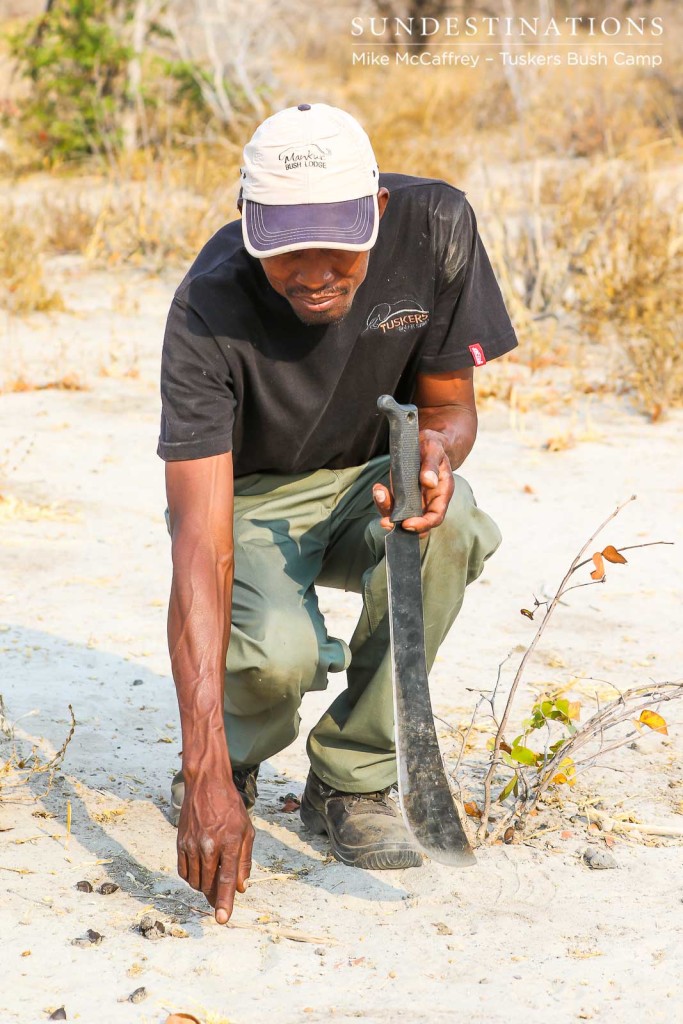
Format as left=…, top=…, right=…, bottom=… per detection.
left=419, top=441, right=443, bottom=490
left=199, top=850, right=220, bottom=900
left=402, top=511, right=444, bottom=534
left=214, top=853, right=239, bottom=925
left=236, top=826, right=255, bottom=894
left=177, top=846, right=189, bottom=881
left=186, top=851, right=201, bottom=893
left=373, top=483, right=393, bottom=518
left=403, top=489, right=450, bottom=533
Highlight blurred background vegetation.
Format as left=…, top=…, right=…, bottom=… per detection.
left=0, top=0, right=681, bottom=419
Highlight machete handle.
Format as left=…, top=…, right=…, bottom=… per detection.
left=377, top=395, right=423, bottom=523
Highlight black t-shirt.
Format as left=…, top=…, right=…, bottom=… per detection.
left=157, top=173, right=517, bottom=476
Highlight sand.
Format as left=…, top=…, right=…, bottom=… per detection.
left=1, top=259, right=682, bottom=1024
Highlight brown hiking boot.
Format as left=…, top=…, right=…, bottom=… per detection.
left=300, top=770, right=422, bottom=870
left=169, top=764, right=259, bottom=827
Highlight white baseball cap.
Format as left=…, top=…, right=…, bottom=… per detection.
left=239, top=103, right=380, bottom=258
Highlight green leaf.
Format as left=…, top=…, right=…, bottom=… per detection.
left=498, top=776, right=517, bottom=802
left=510, top=745, right=538, bottom=767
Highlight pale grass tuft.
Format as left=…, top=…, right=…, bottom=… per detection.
left=0, top=212, right=64, bottom=315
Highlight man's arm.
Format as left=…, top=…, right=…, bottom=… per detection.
left=166, top=452, right=254, bottom=924
left=373, top=368, right=477, bottom=533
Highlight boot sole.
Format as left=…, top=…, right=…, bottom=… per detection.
left=300, top=796, right=422, bottom=870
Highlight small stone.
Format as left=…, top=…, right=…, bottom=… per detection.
left=97, top=882, right=119, bottom=895
left=132, top=679, right=144, bottom=686
left=75, top=880, right=93, bottom=893
left=71, top=929, right=103, bottom=947
left=583, top=847, right=617, bottom=870
left=139, top=914, right=166, bottom=940
left=315, top=947, right=326, bottom=956
left=48, top=1010, right=67, bottom=1021
left=129, top=987, right=147, bottom=1004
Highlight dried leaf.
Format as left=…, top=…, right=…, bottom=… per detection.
left=503, top=826, right=515, bottom=844
left=602, top=545, right=627, bottom=564
left=520, top=608, right=535, bottom=620
left=639, top=709, right=668, bottom=735
left=464, top=801, right=482, bottom=819
left=91, top=808, right=125, bottom=823
left=433, top=922, right=453, bottom=935
left=590, top=552, right=605, bottom=581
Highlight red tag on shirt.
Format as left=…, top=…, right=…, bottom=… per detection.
left=469, top=343, right=486, bottom=366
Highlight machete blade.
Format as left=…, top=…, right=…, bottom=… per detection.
left=385, top=520, right=476, bottom=866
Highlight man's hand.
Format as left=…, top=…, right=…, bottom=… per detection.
left=373, top=428, right=455, bottom=535
left=177, top=771, right=254, bottom=924
left=372, top=369, right=478, bottom=534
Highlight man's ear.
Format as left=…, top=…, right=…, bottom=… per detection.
left=377, top=187, right=390, bottom=219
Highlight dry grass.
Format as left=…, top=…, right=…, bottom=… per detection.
left=1, top=31, right=681, bottom=416
left=0, top=211, right=64, bottom=315
left=0, top=696, right=76, bottom=805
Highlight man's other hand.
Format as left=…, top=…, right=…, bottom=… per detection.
left=177, top=774, right=254, bottom=924
left=373, top=428, right=455, bottom=535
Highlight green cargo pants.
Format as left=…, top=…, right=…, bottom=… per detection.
left=222, top=455, right=501, bottom=793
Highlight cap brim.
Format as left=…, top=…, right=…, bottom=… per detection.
left=242, top=195, right=379, bottom=258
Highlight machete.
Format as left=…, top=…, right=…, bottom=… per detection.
left=377, top=394, right=475, bottom=866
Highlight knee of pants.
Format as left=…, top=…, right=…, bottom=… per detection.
left=425, top=476, right=502, bottom=584
left=226, top=606, right=320, bottom=715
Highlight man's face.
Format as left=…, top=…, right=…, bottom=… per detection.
left=257, top=187, right=389, bottom=326
left=259, top=248, right=370, bottom=326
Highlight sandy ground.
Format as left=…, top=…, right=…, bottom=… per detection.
left=1, top=260, right=682, bottom=1024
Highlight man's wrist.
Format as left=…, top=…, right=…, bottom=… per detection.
left=181, top=725, right=232, bottom=784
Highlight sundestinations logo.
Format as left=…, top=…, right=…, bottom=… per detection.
left=350, top=15, right=664, bottom=39
left=349, top=14, right=665, bottom=70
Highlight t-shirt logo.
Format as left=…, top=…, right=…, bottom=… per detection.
left=366, top=299, right=430, bottom=334
left=468, top=343, right=486, bottom=366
